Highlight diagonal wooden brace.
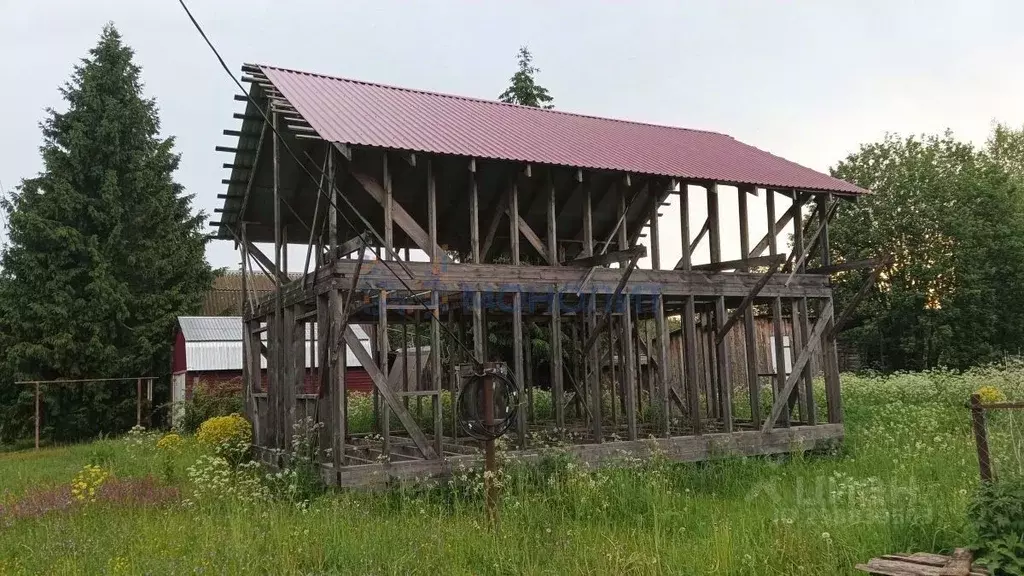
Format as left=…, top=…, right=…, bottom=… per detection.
left=674, top=217, right=710, bottom=269
left=243, top=237, right=290, bottom=284
left=351, top=170, right=444, bottom=259
left=580, top=252, right=641, bottom=355
left=761, top=301, right=834, bottom=432
left=715, top=255, right=784, bottom=343
left=344, top=326, right=437, bottom=459
left=829, top=255, right=893, bottom=339
left=567, top=245, right=646, bottom=268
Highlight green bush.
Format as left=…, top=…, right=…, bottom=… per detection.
left=176, top=379, right=244, bottom=434
left=968, top=477, right=1024, bottom=575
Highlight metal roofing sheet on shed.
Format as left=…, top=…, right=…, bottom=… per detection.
left=179, top=316, right=373, bottom=371
left=258, top=64, right=867, bottom=195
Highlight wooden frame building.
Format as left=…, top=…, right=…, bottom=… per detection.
left=214, top=63, right=870, bottom=487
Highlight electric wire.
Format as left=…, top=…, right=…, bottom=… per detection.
left=176, top=0, right=480, bottom=363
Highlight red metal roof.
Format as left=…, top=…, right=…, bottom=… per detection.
left=258, top=64, right=867, bottom=195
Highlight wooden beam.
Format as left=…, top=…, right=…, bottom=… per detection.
left=678, top=185, right=692, bottom=271
left=242, top=237, right=289, bottom=286
left=479, top=185, right=511, bottom=261
left=715, top=296, right=733, bottom=432
left=749, top=200, right=800, bottom=258
left=323, top=424, right=844, bottom=487
left=707, top=184, right=721, bottom=264
left=548, top=177, right=564, bottom=430
left=761, top=301, right=834, bottom=432
left=509, top=179, right=526, bottom=445
left=617, top=185, right=638, bottom=441
left=343, top=327, right=437, bottom=458
left=805, top=258, right=877, bottom=275
left=427, top=158, right=443, bottom=457
left=830, top=255, right=892, bottom=338
left=350, top=169, right=443, bottom=258
left=566, top=246, right=646, bottom=268
left=516, top=214, right=551, bottom=264
left=582, top=176, right=602, bottom=442
left=580, top=252, right=641, bottom=355
left=693, top=254, right=782, bottom=272
left=714, top=255, right=785, bottom=343
left=738, top=188, right=760, bottom=428
left=673, top=217, right=710, bottom=270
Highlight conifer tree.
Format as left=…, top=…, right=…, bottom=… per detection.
left=498, top=47, right=555, bottom=109
left=0, top=24, right=213, bottom=441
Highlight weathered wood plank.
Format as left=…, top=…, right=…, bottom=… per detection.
left=324, top=424, right=844, bottom=487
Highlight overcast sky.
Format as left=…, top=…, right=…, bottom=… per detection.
left=2, top=0, right=1023, bottom=271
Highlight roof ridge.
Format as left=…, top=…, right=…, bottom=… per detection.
left=255, top=63, right=730, bottom=139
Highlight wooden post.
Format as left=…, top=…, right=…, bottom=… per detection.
left=427, top=159, right=443, bottom=457
left=766, top=189, right=789, bottom=428
left=791, top=191, right=815, bottom=424
left=483, top=365, right=498, bottom=526
left=147, top=378, right=154, bottom=428
left=818, top=193, right=843, bottom=424
left=970, top=393, right=993, bottom=482
left=582, top=173, right=602, bottom=442
left=510, top=179, right=526, bottom=446
left=707, top=184, right=731, bottom=431
left=651, top=180, right=671, bottom=436
left=272, top=110, right=284, bottom=449
left=679, top=185, right=700, bottom=433
left=618, top=182, right=638, bottom=440
left=137, top=377, right=142, bottom=427
left=548, top=176, right=565, bottom=431
left=34, top=382, right=40, bottom=450
left=738, top=187, right=760, bottom=427
left=469, top=160, right=484, bottom=364
left=380, top=153, right=393, bottom=460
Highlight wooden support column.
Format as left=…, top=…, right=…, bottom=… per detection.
left=679, top=186, right=700, bottom=433
left=469, top=160, right=484, bottom=363
left=509, top=178, right=526, bottom=445
left=427, top=159, right=443, bottom=457
left=738, top=188, right=760, bottom=427
left=818, top=193, right=843, bottom=423
left=617, top=182, right=638, bottom=440
left=791, top=191, right=815, bottom=425
left=548, top=175, right=565, bottom=431
left=651, top=180, right=671, bottom=436
left=272, top=110, right=285, bottom=449
left=582, top=172, right=602, bottom=442
left=766, top=190, right=789, bottom=428
left=380, top=153, right=392, bottom=460
left=707, top=184, right=732, bottom=432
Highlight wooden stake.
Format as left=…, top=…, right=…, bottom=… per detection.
left=34, top=382, right=40, bottom=450
left=970, top=393, right=993, bottom=482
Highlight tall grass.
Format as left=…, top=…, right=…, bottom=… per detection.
left=0, top=365, right=1021, bottom=575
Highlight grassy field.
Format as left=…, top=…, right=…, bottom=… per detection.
left=1, top=366, right=1022, bottom=575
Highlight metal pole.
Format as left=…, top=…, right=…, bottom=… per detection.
left=34, top=382, right=40, bottom=450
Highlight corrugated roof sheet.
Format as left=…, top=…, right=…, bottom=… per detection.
left=258, top=64, right=867, bottom=195
left=178, top=316, right=240, bottom=342
left=178, top=316, right=372, bottom=371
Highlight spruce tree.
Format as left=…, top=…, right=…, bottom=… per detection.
left=498, top=47, right=555, bottom=109
left=0, top=24, right=213, bottom=441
